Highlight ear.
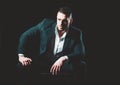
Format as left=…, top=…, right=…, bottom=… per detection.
left=70, top=18, right=73, bottom=24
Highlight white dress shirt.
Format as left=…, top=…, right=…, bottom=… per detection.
left=54, top=26, right=67, bottom=55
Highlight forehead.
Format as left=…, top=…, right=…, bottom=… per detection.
left=57, top=12, right=67, bottom=19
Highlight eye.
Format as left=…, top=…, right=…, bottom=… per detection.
left=62, top=20, right=68, bottom=24
left=58, top=19, right=61, bottom=21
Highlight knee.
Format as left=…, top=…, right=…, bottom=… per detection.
left=16, top=62, right=32, bottom=73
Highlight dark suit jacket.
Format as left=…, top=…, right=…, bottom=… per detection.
left=18, top=18, right=86, bottom=73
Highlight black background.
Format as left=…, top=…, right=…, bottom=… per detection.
left=0, top=0, right=118, bottom=85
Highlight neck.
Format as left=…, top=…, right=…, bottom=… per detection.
left=58, top=30, right=66, bottom=37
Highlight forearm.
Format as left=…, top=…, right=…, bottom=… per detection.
left=67, top=42, right=85, bottom=62
left=61, top=55, right=69, bottom=61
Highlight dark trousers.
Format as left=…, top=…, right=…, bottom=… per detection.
left=16, top=62, right=87, bottom=85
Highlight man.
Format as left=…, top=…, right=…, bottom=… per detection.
left=17, top=6, right=86, bottom=85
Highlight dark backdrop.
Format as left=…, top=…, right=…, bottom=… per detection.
left=1, top=0, right=117, bottom=85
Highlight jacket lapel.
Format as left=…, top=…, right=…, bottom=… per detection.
left=63, top=32, right=71, bottom=51
left=63, top=26, right=73, bottom=51
left=40, top=22, right=56, bottom=55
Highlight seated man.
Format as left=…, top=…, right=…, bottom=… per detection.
left=16, top=6, right=87, bottom=85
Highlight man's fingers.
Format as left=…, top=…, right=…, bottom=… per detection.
left=50, top=66, right=53, bottom=73
left=28, top=58, right=32, bottom=62
left=27, top=60, right=31, bottom=65
left=50, top=65, right=61, bottom=75
left=55, top=66, right=59, bottom=75
left=58, top=66, right=60, bottom=72
left=23, top=61, right=27, bottom=66
left=21, top=61, right=25, bottom=66
left=22, top=60, right=31, bottom=66
left=50, top=65, right=55, bottom=75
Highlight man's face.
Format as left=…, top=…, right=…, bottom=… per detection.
left=56, top=12, right=72, bottom=31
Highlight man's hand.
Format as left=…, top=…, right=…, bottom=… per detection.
left=19, top=56, right=32, bottom=66
left=50, top=56, right=68, bottom=75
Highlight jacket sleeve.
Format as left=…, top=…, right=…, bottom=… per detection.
left=17, top=25, right=40, bottom=57
left=17, top=18, right=46, bottom=57
left=67, top=31, right=85, bottom=63
left=17, top=18, right=55, bottom=57
left=50, top=30, right=85, bottom=64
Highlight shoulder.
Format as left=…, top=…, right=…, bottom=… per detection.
left=37, top=18, right=56, bottom=28
left=34, top=18, right=56, bottom=31
left=68, top=26, right=83, bottom=40
left=70, top=26, right=82, bottom=34
left=41, top=18, right=55, bottom=23
left=21, top=18, right=56, bottom=37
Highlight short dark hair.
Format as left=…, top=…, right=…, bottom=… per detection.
left=58, top=6, right=72, bottom=17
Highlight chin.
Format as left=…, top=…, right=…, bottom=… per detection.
left=58, top=27, right=62, bottom=30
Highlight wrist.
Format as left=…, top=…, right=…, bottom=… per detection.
left=18, top=54, right=25, bottom=57
left=61, top=56, right=68, bottom=61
